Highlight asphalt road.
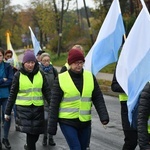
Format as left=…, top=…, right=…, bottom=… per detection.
left=2, top=95, right=140, bottom=150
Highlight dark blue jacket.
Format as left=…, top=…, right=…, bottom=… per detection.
left=0, top=61, right=13, bottom=98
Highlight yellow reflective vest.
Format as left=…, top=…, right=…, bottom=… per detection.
left=119, top=93, right=128, bottom=102
left=58, top=70, right=94, bottom=122
left=16, top=71, right=44, bottom=106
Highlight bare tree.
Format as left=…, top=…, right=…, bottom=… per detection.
left=52, top=0, right=70, bottom=57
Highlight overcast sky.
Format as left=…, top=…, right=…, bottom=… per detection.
left=11, top=0, right=95, bottom=9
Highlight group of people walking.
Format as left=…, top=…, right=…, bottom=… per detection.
left=0, top=45, right=150, bottom=150
left=0, top=48, right=57, bottom=150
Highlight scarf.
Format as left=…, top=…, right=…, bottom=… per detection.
left=41, top=64, right=53, bottom=72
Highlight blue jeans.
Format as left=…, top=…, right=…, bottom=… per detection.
left=0, top=98, right=11, bottom=139
left=59, top=123, right=91, bottom=150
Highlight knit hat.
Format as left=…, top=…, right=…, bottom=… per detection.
left=68, top=48, right=85, bottom=65
left=23, top=50, right=36, bottom=64
left=40, top=53, right=50, bottom=61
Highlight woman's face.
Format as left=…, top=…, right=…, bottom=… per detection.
left=70, top=60, right=84, bottom=73
left=24, top=61, right=35, bottom=72
left=5, top=53, right=12, bottom=61
left=41, top=56, right=50, bottom=67
left=0, top=51, right=4, bottom=63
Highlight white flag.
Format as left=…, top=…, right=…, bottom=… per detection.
left=29, top=26, right=42, bottom=56
left=84, top=0, right=125, bottom=75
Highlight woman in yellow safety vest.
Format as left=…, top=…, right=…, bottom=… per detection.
left=5, top=50, right=51, bottom=150
left=48, top=48, right=109, bottom=150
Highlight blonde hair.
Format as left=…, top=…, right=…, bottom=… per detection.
left=72, top=45, right=84, bottom=55
left=40, top=53, right=50, bottom=61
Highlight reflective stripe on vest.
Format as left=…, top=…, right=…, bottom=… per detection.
left=119, top=93, right=128, bottom=101
left=16, top=71, right=44, bottom=106
left=65, top=63, right=70, bottom=70
left=148, top=117, right=150, bottom=133
left=58, top=70, right=94, bottom=122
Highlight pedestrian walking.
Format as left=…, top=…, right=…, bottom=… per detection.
left=4, top=50, right=51, bottom=150
left=40, top=52, right=57, bottom=146
left=6, top=53, right=19, bottom=124
left=48, top=48, right=109, bottom=150
left=60, top=45, right=91, bottom=149
left=0, top=48, right=13, bottom=150
left=137, top=82, right=150, bottom=150
left=111, top=69, right=138, bottom=150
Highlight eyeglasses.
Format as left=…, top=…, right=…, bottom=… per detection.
left=73, top=61, right=84, bottom=65
left=42, top=59, right=50, bottom=63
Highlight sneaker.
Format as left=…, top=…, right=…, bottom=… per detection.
left=42, top=136, right=47, bottom=146
left=49, top=138, right=56, bottom=146
left=2, top=138, right=11, bottom=149
left=24, top=144, right=28, bottom=150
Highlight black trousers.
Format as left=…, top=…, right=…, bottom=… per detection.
left=120, top=101, right=138, bottom=150
left=26, top=133, right=39, bottom=150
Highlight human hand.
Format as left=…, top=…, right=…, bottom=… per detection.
left=5, top=114, right=10, bottom=121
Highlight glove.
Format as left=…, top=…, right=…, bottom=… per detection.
left=5, top=114, right=10, bottom=121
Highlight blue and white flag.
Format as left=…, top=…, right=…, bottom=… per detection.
left=29, top=26, right=42, bottom=56
left=116, top=0, right=150, bottom=124
left=84, top=0, right=125, bottom=75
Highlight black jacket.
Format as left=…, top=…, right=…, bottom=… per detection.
left=138, top=82, right=150, bottom=150
left=111, top=71, right=124, bottom=93
left=48, top=69, right=109, bottom=135
left=60, top=65, right=67, bottom=73
left=5, top=62, right=51, bottom=134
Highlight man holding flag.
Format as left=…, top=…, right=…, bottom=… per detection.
left=111, top=70, right=138, bottom=150
left=84, top=0, right=126, bottom=148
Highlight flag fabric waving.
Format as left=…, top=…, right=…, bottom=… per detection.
left=84, top=0, right=125, bottom=76
left=116, top=0, right=150, bottom=124
left=6, top=32, right=19, bottom=69
left=29, top=26, right=42, bottom=56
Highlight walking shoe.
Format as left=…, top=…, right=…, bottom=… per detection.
left=49, top=138, right=56, bottom=146
left=2, top=138, right=11, bottom=149
left=24, top=144, right=28, bottom=150
left=42, top=136, right=47, bottom=146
